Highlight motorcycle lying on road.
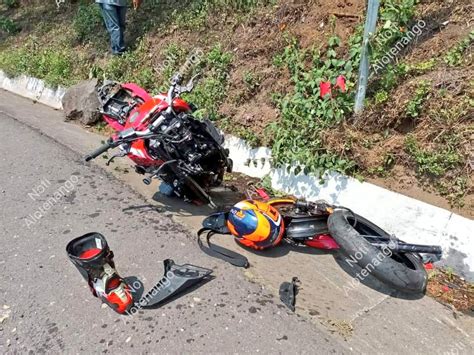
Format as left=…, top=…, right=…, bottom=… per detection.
left=198, top=193, right=443, bottom=293
left=85, top=73, right=232, bottom=207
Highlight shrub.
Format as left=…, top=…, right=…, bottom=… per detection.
left=0, top=15, right=20, bottom=34
left=73, top=2, right=104, bottom=43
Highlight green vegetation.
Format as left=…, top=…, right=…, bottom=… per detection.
left=234, top=126, right=261, bottom=148
left=374, top=90, right=389, bottom=104
left=268, top=0, right=419, bottom=176
left=73, top=2, right=104, bottom=44
left=269, top=35, right=357, bottom=175
left=172, top=0, right=273, bottom=29
left=369, top=152, right=396, bottom=177
left=404, top=131, right=467, bottom=205
left=2, top=0, right=18, bottom=9
left=0, top=37, right=75, bottom=87
left=443, top=31, right=474, bottom=67
left=0, top=15, right=18, bottom=34
left=406, top=59, right=437, bottom=74
left=243, top=71, right=261, bottom=93
left=405, top=80, right=430, bottom=118
left=404, top=135, right=462, bottom=177
left=184, top=44, right=233, bottom=120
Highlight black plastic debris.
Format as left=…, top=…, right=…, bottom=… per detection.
left=279, top=277, right=300, bottom=312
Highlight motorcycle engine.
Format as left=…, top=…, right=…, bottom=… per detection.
left=150, top=113, right=222, bottom=170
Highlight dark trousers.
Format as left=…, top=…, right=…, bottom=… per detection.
left=99, top=4, right=127, bottom=54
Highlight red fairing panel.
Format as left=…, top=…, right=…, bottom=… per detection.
left=305, top=234, right=340, bottom=250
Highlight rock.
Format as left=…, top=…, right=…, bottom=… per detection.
left=62, top=79, right=101, bottom=125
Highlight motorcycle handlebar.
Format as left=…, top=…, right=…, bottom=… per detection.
left=85, top=140, right=113, bottom=162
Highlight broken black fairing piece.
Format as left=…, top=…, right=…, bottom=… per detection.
left=134, top=259, right=213, bottom=309
left=279, top=277, right=300, bottom=312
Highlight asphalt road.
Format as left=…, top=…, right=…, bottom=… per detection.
left=0, top=113, right=348, bottom=353
left=0, top=90, right=472, bottom=354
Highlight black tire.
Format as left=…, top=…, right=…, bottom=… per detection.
left=328, top=209, right=427, bottom=293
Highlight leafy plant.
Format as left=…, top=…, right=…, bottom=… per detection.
left=443, top=31, right=474, bottom=67
left=259, top=175, right=286, bottom=197
left=172, top=0, right=271, bottom=29
left=243, top=71, right=261, bottom=93
left=267, top=0, right=419, bottom=177
left=404, top=135, right=462, bottom=177
left=102, top=38, right=155, bottom=89
left=369, top=152, right=396, bottom=177
left=405, top=81, right=430, bottom=118
left=0, top=15, right=20, bottom=34
left=269, top=35, right=357, bottom=176
left=407, top=59, right=437, bottom=74
left=184, top=44, right=233, bottom=120
left=156, top=43, right=188, bottom=90
left=235, top=126, right=261, bottom=147
left=374, top=90, right=389, bottom=104
left=0, top=37, right=74, bottom=87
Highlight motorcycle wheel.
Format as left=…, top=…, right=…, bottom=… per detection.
left=327, top=209, right=427, bottom=294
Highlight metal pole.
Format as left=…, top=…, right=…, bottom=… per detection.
left=354, top=0, right=381, bottom=114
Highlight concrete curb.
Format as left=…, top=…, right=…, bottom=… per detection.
left=1, top=70, right=473, bottom=280
left=0, top=70, right=66, bottom=110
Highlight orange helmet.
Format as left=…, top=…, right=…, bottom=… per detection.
left=227, top=200, right=285, bottom=250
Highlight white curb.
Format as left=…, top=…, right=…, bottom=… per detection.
left=2, top=70, right=473, bottom=280
left=0, top=70, right=66, bottom=110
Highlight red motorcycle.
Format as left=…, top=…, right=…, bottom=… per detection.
left=85, top=73, right=232, bottom=206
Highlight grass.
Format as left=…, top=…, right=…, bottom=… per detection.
left=72, top=2, right=105, bottom=45
left=404, top=135, right=462, bottom=177
left=0, top=36, right=76, bottom=87
left=184, top=44, right=233, bottom=120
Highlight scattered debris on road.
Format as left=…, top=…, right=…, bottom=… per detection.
left=279, top=277, right=300, bottom=312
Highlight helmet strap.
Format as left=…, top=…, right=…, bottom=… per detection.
left=197, top=228, right=249, bottom=268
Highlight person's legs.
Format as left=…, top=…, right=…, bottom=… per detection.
left=116, top=6, right=127, bottom=52
left=99, top=3, right=126, bottom=54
